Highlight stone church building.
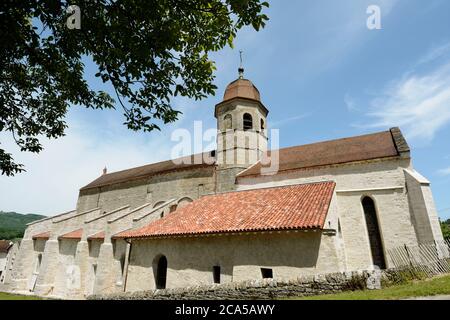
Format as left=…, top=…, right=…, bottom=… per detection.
left=2, top=71, right=445, bottom=299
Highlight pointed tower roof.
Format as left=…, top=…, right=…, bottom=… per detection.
left=222, top=51, right=261, bottom=103
left=223, top=78, right=261, bottom=103
left=215, top=53, right=268, bottom=118
left=215, top=77, right=267, bottom=118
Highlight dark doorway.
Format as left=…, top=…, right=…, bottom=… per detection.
left=155, top=255, right=167, bottom=289
left=213, top=266, right=221, bottom=284
left=362, top=197, right=386, bottom=269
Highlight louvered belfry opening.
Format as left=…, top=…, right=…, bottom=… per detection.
left=243, top=113, right=253, bottom=130
left=362, top=197, right=386, bottom=269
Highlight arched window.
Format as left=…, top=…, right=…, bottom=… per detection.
left=260, top=119, right=265, bottom=130
left=35, top=254, right=42, bottom=273
left=169, top=204, right=177, bottom=213
left=362, top=197, right=386, bottom=269
left=30, top=253, right=42, bottom=291
left=243, top=113, right=253, bottom=130
left=337, top=219, right=342, bottom=239
left=154, top=255, right=168, bottom=289
left=119, top=254, right=126, bottom=277
left=223, top=114, right=232, bottom=130
left=89, top=263, right=97, bottom=295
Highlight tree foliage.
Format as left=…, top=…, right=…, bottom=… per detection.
left=441, top=219, right=450, bottom=240
left=0, top=0, right=269, bottom=175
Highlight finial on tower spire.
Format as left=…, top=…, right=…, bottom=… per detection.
left=238, top=50, right=244, bottom=79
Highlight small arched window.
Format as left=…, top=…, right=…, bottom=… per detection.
left=338, top=219, right=342, bottom=239
left=243, top=113, right=253, bottom=130
left=33, top=253, right=42, bottom=274
left=223, top=114, right=232, bottom=130
left=260, top=119, right=265, bottom=130
left=153, top=201, right=165, bottom=208
left=119, top=254, right=126, bottom=277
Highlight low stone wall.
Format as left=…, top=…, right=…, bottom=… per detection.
left=89, top=271, right=378, bottom=300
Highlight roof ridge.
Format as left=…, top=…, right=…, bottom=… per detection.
left=98, top=151, right=215, bottom=177
left=80, top=151, right=216, bottom=191
left=238, top=129, right=402, bottom=178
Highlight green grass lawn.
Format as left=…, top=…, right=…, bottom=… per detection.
left=2, top=275, right=450, bottom=300
left=0, top=292, right=42, bottom=300
left=291, top=274, right=450, bottom=300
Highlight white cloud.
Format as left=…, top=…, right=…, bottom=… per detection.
left=208, top=1, right=400, bottom=84
left=269, top=114, right=309, bottom=129
left=0, top=95, right=223, bottom=217
left=345, top=94, right=360, bottom=112
left=363, top=60, right=450, bottom=141
left=437, top=167, right=450, bottom=176
left=0, top=114, right=175, bottom=216
left=417, top=42, right=450, bottom=66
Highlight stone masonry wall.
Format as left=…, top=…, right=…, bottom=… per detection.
left=76, top=166, right=216, bottom=214
left=125, top=231, right=342, bottom=292
left=237, top=158, right=421, bottom=270
left=89, top=271, right=377, bottom=300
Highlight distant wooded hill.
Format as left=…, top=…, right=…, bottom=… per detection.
left=0, top=211, right=46, bottom=240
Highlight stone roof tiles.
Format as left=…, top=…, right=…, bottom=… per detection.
left=79, top=128, right=408, bottom=191
left=80, top=152, right=215, bottom=191
left=237, top=128, right=405, bottom=178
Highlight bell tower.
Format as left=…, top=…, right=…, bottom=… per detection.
left=215, top=65, right=269, bottom=192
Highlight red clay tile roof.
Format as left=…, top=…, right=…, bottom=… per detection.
left=32, top=231, right=51, bottom=240
left=87, top=231, right=105, bottom=240
left=115, top=181, right=335, bottom=239
left=0, top=240, right=13, bottom=253
left=58, top=228, right=83, bottom=240
left=80, top=152, right=215, bottom=191
left=237, top=129, right=405, bottom=178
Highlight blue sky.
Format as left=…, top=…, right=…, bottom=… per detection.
left=1, top=0, right=450, bottom=220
